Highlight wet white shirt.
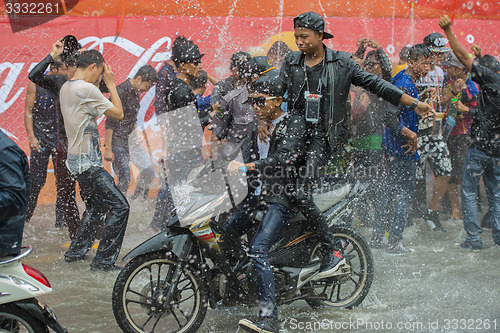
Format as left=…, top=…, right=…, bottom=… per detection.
left=60, top=79, right=113, bottom=175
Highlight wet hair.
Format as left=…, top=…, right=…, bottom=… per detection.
left=267, top=41, right=292, bottom=58
left=189, top=70, right=208, bottom=90
left=399, top=46, right=411, bottom=62
left=59, top=35, right=82, bottom=67
left=134, top=65, right=158, bottom=83
left=63, top=53, right=78, bottom=67
left=478, top=55, right=500, bottom=73
left=364, top=50, right=391, bottom=82
left=365, top=50, right=379, bottom=62
left=408, top=44, right=431, bottom=61
left=76, top=49, right=105, bottom=69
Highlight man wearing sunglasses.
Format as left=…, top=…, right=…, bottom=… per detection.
left=267, top=12, right=436, bottom=277
left=225, top=75, right=306, bottom=333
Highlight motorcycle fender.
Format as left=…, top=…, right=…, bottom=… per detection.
left=122, top=231, right=193, bottom=261
left=16, top=298, right=68, bottom=333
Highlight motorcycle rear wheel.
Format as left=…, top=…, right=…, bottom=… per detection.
left=301, top=224, right=374, bottom=309
left=0, top=303, right=49, bottom=333
left=112, top=251, right=207, bottom=333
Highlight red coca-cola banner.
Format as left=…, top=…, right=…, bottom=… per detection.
left=1, top=15, right=499, bottom=202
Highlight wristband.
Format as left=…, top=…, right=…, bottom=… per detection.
left=239, top=166, right=248, bottom=173
left=409, top=98, right=418, bottom=111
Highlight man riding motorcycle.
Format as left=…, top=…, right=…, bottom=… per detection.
left=223, top=75, right=308, bottom=333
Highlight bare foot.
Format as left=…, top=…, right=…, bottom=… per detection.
left=451, top=210, right=462, bottom=220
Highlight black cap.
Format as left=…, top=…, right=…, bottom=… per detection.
left=249, top=56, right=275, bottom=77
left=293, top=12, right=333, bottom=39
left=250, top=75, right=284, bottom=97
left=172, top=42, right=204, bottom=63
left=423, top=33, right=451, bottom=53
left=230, top=51, right=251, bottom=70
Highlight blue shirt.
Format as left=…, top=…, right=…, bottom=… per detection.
left=382, top=69, right=420, bottom=161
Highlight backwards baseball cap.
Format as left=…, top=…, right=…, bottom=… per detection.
left=442, top=52, right=465, bottom=69
left=293, top=12, right=333, bottom=39
left=423, top=32, right=451, bottom=53
left=171, top=41, right=204, bottom=63
left=250, top=75, right=284, bottom=97
left=249, top=56, right=276, bottom=77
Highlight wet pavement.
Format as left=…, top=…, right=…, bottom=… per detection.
left=24, top=199, right=500, bottom=333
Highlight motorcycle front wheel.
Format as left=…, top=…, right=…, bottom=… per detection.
left=112, top=251, right=207, bottom=333
left=0, top=303, right=49, bottom=333
left=301, top=224, right=374, bottom=309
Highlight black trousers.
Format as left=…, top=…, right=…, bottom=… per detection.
left=64, top=166, right=129, bottom=268
left=25, top=146, right=64, bottom=224
left=55, top=139, right=81, bottom=238
left=293, top=130, right=338, bottom=253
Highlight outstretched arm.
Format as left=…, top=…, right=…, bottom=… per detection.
left=438, top=15, right=473, bottom=72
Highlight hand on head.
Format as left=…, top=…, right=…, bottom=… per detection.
left=51, top=39, right=64, bottom=58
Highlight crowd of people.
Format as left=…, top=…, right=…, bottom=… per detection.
left=1, top=11, right=499, bottom=333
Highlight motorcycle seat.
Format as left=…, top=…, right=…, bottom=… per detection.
left=289, top=183, right=352, bottom=223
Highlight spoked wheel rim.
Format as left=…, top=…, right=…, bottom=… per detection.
left=120, top=258, right=202, bottom=333
left=305, top=230, right=372, bottom=308
left=0, top=313, right=39, bottom=333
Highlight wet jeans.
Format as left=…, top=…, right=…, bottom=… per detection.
left=65, top=166, right=129, bottom=268
left=223, top=202, right=291, bottom=320
left=374, top=154, right=416, bottom=242
left=112, top=146, right=131, bottom=195
left=461, top=146, right=500, bottom=246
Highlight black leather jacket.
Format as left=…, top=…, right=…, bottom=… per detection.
left=279, top=46, right=404, bottom=149
left=246, top=114, right=307, bottom=209
left=0, top=132, right=30, bottom=257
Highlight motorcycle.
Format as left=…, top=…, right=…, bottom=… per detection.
left=112, top=159, right=374, bottom=333
left=0, top=246, right=68, bottom=333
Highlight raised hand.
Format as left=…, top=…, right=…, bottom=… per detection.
left=438, top=15, right=452, bottom=31
left=50, top=39, right=64, bottom=59
left=102, top=64, right=115, bottom=86
left=452, top=78, right=466, bottom=94
left=367, top=38, right=381, bottom=49
left=471, top=44, right=482, bottom=58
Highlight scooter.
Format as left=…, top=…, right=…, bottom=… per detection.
left=0, top=246, right=68, bottom=332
